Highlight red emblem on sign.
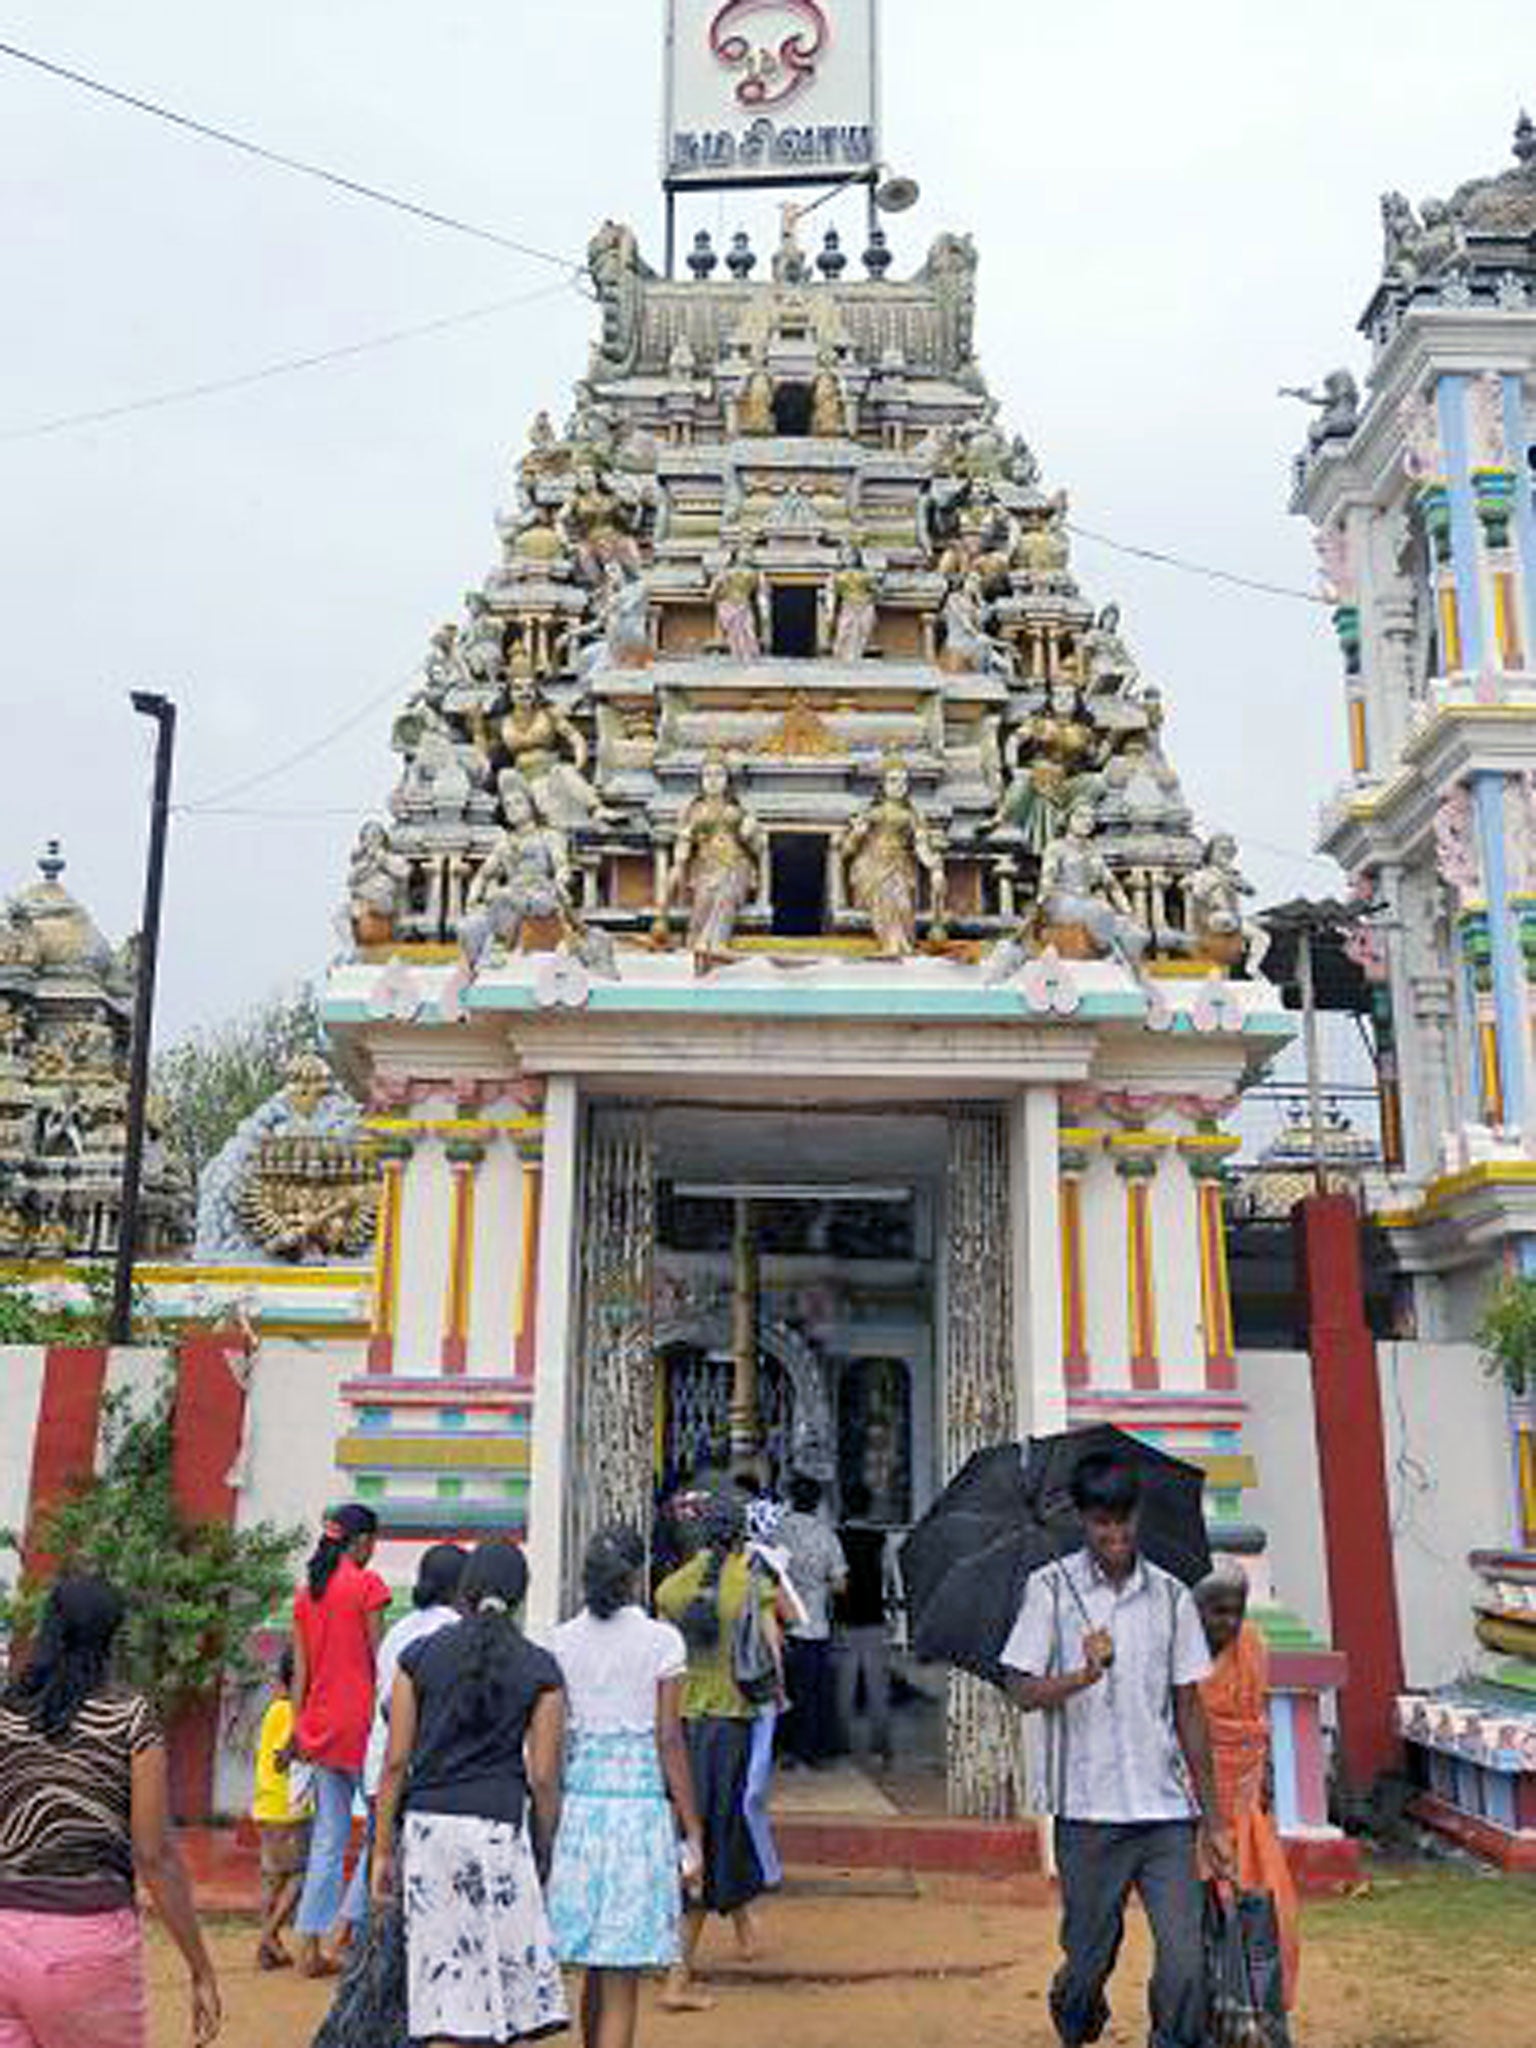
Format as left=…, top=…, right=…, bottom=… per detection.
left=709, top=0, right=829, bottom=111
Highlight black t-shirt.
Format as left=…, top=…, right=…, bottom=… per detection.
left=836, top=1525, right=888, bottom=1630
left=400, top=1619, right=562, bottom=1826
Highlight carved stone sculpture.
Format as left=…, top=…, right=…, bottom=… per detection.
left=712, top=548, right=765, bottom=662
left=347, top=822, right=410, bottom=945
left=1186, top=833, right=1270, bottom=975
left=481, top=674, right=611, bottom=829
left=825, top=546, right=879, bottom=661
left=991, top=683, right=1097, bottom=848
left=839, top=762, right=947, bottom=959
left=667, top=756, right=766, bottom=971
left=939, top=575, right=1014, bottom=677
left=1037, top=801, right=1148, bottom=968
left=810, top=352, right=847, bottom=437
left=461, top=785, right=577, bottom=966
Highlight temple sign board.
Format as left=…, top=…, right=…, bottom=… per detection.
left=663, top=0, right=879, bottom=189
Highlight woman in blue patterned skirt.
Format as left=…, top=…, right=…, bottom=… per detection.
left=548, top=1526, right=703, bottom=2047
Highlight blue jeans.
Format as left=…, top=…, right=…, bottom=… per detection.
left=744, top=1711, right=781, bottom=1888
left=1051, top=1820, right=1204, bottom=2048
left=294, top=1765, right=360, bottom=1938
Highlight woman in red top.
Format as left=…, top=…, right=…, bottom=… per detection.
left=290, top=1503, right=389, bottom=1976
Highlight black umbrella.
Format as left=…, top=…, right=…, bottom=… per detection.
left=899, top=1424, right=1211, bottom=1687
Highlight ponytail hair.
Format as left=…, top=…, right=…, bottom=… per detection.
left=2, top=1574, right=126, bottom=1739
left=453, top=1540, right=530, bottom=1733
left=679, top=1494, right=745, bottom=1652
left=305, top=1502, right=379, bottom=1601
left=583, top=1523, right=644, bottom=1621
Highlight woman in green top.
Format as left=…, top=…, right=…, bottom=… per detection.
left=654, top=1495, right=777, bottom=2010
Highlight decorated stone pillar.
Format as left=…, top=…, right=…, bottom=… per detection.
left=728, top=1197, right=761, bottom=1463
left=1182, top=1133, right=1240, bottom=1392
left=1111, top=1132, right=1169, bottom=1390
left=367, top=1137, right=413, bottom=1374
left=943, top=1104, right=1025, bottom=1819
left=1471, top=770, right=1529, bottom=1126
left=1058, top=1127, right=1098, bottom=1390
left=511, top=1115, right=545, bottom=1384
left=439, top=1142, right=484, bottom=1373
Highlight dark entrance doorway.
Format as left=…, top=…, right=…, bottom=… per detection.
left=770, top=584, right=819, bottom=657
left=772, top=382, right=813, bottom=434
left=771, top=832, right=828, bottom=936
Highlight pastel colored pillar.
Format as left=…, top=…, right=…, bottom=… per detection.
left=1472, top=771, right=1527, bottom=1126
left=1503, top=374, right=1536, bottom=656
left=1437, top=374, right=1485, bottom=673
left=524, top=1076, right=580, bottom=1637
left=368, top=1140, right=411, bottom=1372
left=1186, top=1139, right=1239, bottom=1392
left=440, top=1142, right=483, bottom=1373
left=1059, top=1139, right=1092, bottom=1390
left=1015, top=1086, right=1066, bottom=1435
left=1113, top=1140, right=1164, bottom=1391
left=513, top=1120, right=546, bottom=1383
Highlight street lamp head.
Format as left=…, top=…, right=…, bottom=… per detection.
left=130, top=690, right=173, bottom=719
left=874, top=172, right=921, bottom=215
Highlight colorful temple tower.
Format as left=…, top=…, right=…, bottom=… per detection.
left=301, top=0, right=1359, bottom=1825
left=1293, top=114, right=1536, bottom=1860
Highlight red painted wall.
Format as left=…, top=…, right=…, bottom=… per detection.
left=23, top=1346, right=109, bottom=1577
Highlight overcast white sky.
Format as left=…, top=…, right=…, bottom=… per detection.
left=0, top=0, right=1527, bottom=1087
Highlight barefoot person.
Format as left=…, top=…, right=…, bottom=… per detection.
left=251, top=1645, right=311, bottom=1971
left=371, top=1540, right=568, bottom=2047
left=654, top=1495, right=778, bottom=2007
left=1195, top=1565, right=1300, bottom=2013
left=0, top=1575, right=221, bottom=2048
left=1001, top=1454, right=1233, bottom=2048
left=548, top=1526, right=703, bottom=2048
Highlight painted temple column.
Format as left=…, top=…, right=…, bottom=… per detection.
left=1182, top=1134, right=1240, bottom=1392
left=511, top=1116, right=546, bottom=1384
left=1012, top=1088, right=1065, bottom=1436
left=729, top=1197, right=762, bottom=1464
left=367, top=1137, right=413, bottom=1373
left=524, top=1076, right=582, bottom=1637
left=1471, top=771, right=1529, bottom=1127
left=1056, top=1125, right=1100, bottom=1398
left=439, top=1142, right=484, bottom=1373
left=1111, top=1133, right=1169, bottom=1390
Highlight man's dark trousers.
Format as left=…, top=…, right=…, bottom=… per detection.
left=1051, top=1819, right=1205, bottom=2048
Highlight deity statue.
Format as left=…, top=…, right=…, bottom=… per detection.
left=0, top=903, right=39, bottom=970
left=0, top=1001, right=24, bottom=1058
left=64, top=1017, right=117, bottom=1080
left=824, top=545, right=879, bottom=662
left=481, top=673, right=611, bottom=829
left=772, top=201, right=811, bottom=285
left=738, top=366, right=775, bottom=437
left=712, top=547, right=765, bottom=662
left=810, top=350, right=847, bottom=437
left=1037, top=801, right=1148, bottom=970
left=1186, top=833, right=1270, bottom=976
left=1015, top=493, right=1073, bottom=586
left=347, top=821, right=410, bottom=944
left=460, top=784, right=576, bottom=967
left=1084, top=603, right=1137, bottom=694
left=417, top=622, right=467, bottom=705
left=460, top=591, right=509, bottom=696
left=560, top=459, right=643, bottom=581
left=937, top=480, right=1018, bottom=592
left=991, top=683, right=1097, bottom=847
left=939, top=574, right=1014, bottom=676
left=572, top=562, right=653, bottom=673
left=839, top=762, right=947, bottom=959
left=667, top=756, right=766, bottom=972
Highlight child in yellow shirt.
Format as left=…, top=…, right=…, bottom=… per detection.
left=251, top=1646, right=312, bottom=1970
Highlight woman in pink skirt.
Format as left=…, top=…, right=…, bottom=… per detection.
left=0, top=1574, right=221, bottom=2047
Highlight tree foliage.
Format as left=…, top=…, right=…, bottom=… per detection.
left=152, top=982, right=322, bottom=1184
left=0, top=1267, right=155, bottom=1345
left=0, top=1374, right=302, bottom=1706
left=1477, top=1273, right=1536, bottom=1398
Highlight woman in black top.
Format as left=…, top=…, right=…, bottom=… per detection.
left=372, top=1540, right=567, bottom=2045
left=0, top=1575, right=221, bottom=2048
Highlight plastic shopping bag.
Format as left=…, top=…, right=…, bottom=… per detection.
left=1203, top=1885, right=1291, bottom=2048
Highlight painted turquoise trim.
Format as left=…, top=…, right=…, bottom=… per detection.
left=366, top=1501, right=528, bottom=1533
left=1504, top=373, right=1536, bottom=657
left=1269, top=1692, right=1300, bottom=1834
left=1438, top=374, right=1486, bottom=673
left=1473, top=771, right=1527, bottom=1124
left=321, top=998, right=376, bottom=1023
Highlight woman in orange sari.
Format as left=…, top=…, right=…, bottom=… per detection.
left=1194, top=1566, right=1299, bottom=2011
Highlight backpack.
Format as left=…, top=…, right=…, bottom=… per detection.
left=731, top=1562, right=779, bottom=1707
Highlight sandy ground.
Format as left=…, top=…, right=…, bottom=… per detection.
left=144, top=1866, right=1533, bottom=2048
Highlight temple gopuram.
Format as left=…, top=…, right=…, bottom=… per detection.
left=316, top=188, right=1338, bottom=1820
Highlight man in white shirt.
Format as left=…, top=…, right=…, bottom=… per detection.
left=777, top=1474, right=847, bottom=1768
left=1001, top=1454, right=1233, bottom=2048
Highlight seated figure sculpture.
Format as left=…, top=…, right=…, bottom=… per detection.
left=479, top=670, right=612, bottom=829
left=1037, top=800, right=1149, bottom=970
left=1186, top=832, right=1270, bottom=976
left=347, top=821, right=410, bottom=945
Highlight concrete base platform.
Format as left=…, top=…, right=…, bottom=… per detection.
left=1409, top=1791, right=1536, bottom=1872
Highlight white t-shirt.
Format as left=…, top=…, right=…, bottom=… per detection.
left=551, top=1606, right=687, bottom=1737
left=363, top=1604, right=460, bottom=1797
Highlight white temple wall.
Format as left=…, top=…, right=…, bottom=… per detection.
left=1151, top=1150, right=1204, bottom=1391
left=395, top=1130, right=455, bottom=1375
left=232, top=1338, right=358, bottom=1545
left=467, top=1138, right=525, bottom=1376
left=1078, top=1151, right=1130, bottom=1387
left=0, top=1346, right=46, bottom=1559
left=1240, top=1343, right=1514, bottom=1693
left=101, top=1346, right=170, bottom=1430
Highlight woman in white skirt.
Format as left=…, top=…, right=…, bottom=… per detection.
left=372, top=1541, right=568, bottom=2046
left=547, top=1526, right=703, bottom=2048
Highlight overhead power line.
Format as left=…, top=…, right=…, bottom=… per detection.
left=1066, top=520, right=1326, bottom=605
left=177, top=674, right=407, bottom=814
left=0, top=37, right=579, bottom=272
left=0, top=279, right=579, bottom=443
